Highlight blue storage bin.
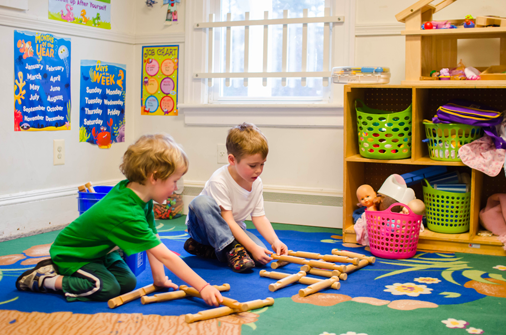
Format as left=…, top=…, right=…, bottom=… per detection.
left=77, top=186, right=114, bottom=215
left=77, top=185, right=146, bottom=276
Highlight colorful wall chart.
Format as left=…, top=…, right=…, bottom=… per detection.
left=141, top=45, right=179, bottom=116
left=14, top=30, right=71, bottom=132
left=80, top=60, right=126, bottom=149
left=48, top=0, right=111, bottom=30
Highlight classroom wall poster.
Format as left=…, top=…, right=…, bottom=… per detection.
left=80, top=60, right=126, bottom=149
left=141, top=45, right=179, bottom=116
left=48, top=0, right=111, bottom=30
left=14, top=30, right=71, bottom=132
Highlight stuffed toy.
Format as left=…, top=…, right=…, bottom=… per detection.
left=479, top=193, right=506, bottom=250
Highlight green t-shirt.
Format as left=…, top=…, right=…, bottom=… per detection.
left=50, top=180, right=161, bottom=275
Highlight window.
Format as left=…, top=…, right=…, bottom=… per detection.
left=212, top=0, right=328, bottom=102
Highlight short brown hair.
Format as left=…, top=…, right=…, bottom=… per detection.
left=226, top=122, right=268, bottom=162
left=120, top=134, right=188, bottom=184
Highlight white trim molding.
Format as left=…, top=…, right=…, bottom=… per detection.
left=180, top=104, right=344, bottom=128
left=0, top=179, right=122, bottom=207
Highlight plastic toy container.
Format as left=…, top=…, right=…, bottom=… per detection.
left=332, top=66, right=391, bottom=84
left=423, top=122, right=482, bottom=162
left=422, top=179, right=470, bottom=233
left=356, top=99, right=412, bottom=159
left=365, top=203, right=422, bottom=259
left=77, top=186, right=114, bottom=216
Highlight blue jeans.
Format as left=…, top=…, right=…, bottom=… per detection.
left=187, top=195, right=267, bottom=262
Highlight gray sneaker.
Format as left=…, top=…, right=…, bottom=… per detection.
left=16, top=259, right=58, bottom=292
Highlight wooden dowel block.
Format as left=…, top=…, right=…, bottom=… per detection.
left=307, top=260, right=345, bottom=272
left=301, top=265, right=347, bottom=281
left=321, top=254, right=359, bottom=265
left=85, top=182, right=96, bottom=193
left=108, top=284, right=157, bottom=309
left=240, top=297, right=275, bottom=311
left=268, top=271, right=306, bottom=292
left=298, top=276, right=339, bottom=297
left=141, top=290, right=186, bottom=304
left=344, top=259, right=370, bottom=273
left=332, top=249, right=376, bottom=264
left=272, top=254, right=307, bottom=265
left=271, top=260, right=289, bottom=269
left=185, top=306, right=237, bottom=324
left=78, top=185, right=87, bottom=192
left=260, top=270, right=340, bottom=290
left=288, top=250, right=321, bottom=259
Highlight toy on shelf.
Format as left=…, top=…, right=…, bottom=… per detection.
left=463, top=15, right=475, bottom=28
left=332, top=66, right=390, bottom=84
left=401, top=199, right=426, bottom=216
left=479, top=194, right=506, bottom=251
left=374, top=174, right=416, bottom=211
left=400, top=166, right=447, bottom=186
left=421, top=20, right=456, bottom=29
left=356, top=184, right=378, bottom=211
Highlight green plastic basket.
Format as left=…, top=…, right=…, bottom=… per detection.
left=423, top=122, right=482, bottom=162
left=356, top=99, right=412, bottom=160
left=422, top=179, right=470, bottom=233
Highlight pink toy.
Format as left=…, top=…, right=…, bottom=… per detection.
left=479, top=194, right=506, bottom=250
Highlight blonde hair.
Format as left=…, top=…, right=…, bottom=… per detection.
left=226, top=122, right=268, bottom=162
left=120, top=134, right=188, bottom=184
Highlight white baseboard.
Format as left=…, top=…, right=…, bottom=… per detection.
left=182, top=195, right=342, bottom=229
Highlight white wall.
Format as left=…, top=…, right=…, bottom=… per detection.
left=0, top=1, right=137, bottom=239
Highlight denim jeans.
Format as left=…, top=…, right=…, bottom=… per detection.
left=187, top=195, right=267, bottom=262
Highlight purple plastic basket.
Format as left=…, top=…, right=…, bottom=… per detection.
left=365, top=203, right=422, bottom=259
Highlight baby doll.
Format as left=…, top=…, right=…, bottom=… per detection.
left=356, top=184, right=378, bottom=211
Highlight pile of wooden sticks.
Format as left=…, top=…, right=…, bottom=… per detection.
left=260, top=249, right=375, bottom=297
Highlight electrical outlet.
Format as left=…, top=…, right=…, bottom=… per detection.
left=53, top=139, right=65, bottom=165
left=217, top=144, right=228, bottom=164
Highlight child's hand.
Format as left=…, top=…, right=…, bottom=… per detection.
left=251, top=246, right=273, bottom=265
left=200, top=285, right=223, bottom=307
left=271, top=239, right=288, bottom=255
left=154, top=276, right=179, bottom=290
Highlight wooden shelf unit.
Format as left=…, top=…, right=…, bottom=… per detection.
left=343, top=84, right=506, bottom=256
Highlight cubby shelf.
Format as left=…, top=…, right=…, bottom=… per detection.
left=343, top=84, right=506, bottom=256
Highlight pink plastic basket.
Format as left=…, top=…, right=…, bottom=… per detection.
left=365, top=203, right=423, bottom=259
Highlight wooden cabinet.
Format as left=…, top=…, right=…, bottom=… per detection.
left=343, top=83, right=506, bottom=256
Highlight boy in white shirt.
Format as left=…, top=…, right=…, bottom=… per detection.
left=184, top=123, right=288, bottom=272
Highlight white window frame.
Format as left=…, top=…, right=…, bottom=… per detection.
left=180, top=0, right=355, bottom=128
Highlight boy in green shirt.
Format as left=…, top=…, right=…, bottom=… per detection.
left=16, top=134, right=223, bottom=306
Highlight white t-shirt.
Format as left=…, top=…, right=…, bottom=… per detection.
left=200, top=165, right=265, bottom=230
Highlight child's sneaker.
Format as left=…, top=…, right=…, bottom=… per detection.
left=16, top=259, right=58, bottom=292
left=184, top=238, right=217, bottom=259
left=227, top=244, right=255, bottom=273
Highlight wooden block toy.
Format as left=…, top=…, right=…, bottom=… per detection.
left=288, top=250, right=359, bottom=265
left=332, top=249, right=376, bottom=264
left=344, top=259, right=370, bottom=274
left=260, top=270, right=340, bottom=290
left=271, top=260, right=289, bottom=269
left=179, top=284, right=244, bottom=311
left=85, top=182, right=96, bottom=193
left=475, top=16, right=506, bottom=28
left=141, top=284, right=230, bottom=305
left=299, top=276, right=339, bottom=297
left=78, top=185, right=87, bottom=192
left=272, top=254, right=346, bottom=272
left=268, top=271, right=306, bottom=292
left=300, top=265, right=347, bottom=281
left=185, top=297, right=274, bottom=324
left=108, top=284, right=158, bottom=309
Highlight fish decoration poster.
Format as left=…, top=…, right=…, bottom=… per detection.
left=141, top=45, right=179, bottom=116
left=14, top=30, right=71, bottom=132
left=48, top=0, right=111, bottom=30
left=79, top=60, right=126, bottom=149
